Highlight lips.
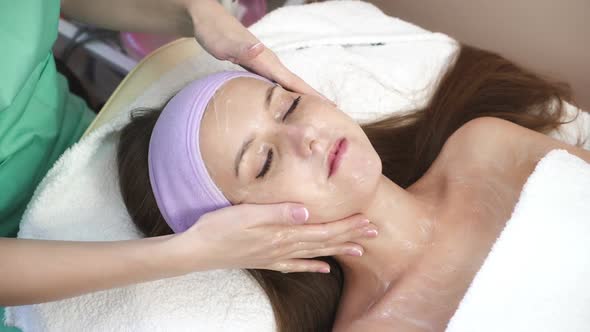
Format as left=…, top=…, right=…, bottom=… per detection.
left=328, top=138, right=348, bottom=178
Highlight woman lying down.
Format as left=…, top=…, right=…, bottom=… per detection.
left=116, top=45, right=590, bottom=331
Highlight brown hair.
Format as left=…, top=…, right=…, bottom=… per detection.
left=117, top=45, right=572, bottom=331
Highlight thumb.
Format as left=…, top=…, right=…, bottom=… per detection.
left=237, top=42, right=265, bottom=63
left=240, top=47, right=328, bottom=99
left=226, top=41, right=264, bottom=64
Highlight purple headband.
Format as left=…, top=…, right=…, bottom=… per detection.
left=148, top=71, right=270, bottom=233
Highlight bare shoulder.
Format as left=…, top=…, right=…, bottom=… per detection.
left=334, top=316, right=425, bottom=332
left=453, top=116, right=519, bottom=138
left=443, top=117, right=527, bottom=160
left=440, top=117, right=590, bottom=173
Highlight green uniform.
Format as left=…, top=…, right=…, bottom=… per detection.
left=1, top=0, right=96, bottom=329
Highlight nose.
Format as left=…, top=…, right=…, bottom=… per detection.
left=284, top=124, right=318, bottom=158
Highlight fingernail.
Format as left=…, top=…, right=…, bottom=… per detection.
left=365, top=229, right=378, bottom=237
left=245, top=42, right=265, bottom=59
left=247, top=42, right=263, bottom=52
left=319, top=267, right=331, bottom=273
left=347, top=248, right=363, bottom=256
left=291, top=207, right=309, bottom=224
left=358, top=219, right=370, bottom=226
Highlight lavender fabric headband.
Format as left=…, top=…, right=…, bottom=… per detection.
left=148, top=71, right=270, bottom=233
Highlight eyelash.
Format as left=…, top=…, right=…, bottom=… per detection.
left=282, top=96, right=301, bottom=121
left=257, top=96, right=301, bottom=179
left=256, top=149, right=273, bottom=179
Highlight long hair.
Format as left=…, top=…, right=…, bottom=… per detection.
left=363, top=45, right=571, bottom=188
left=116, top=45, right=571, bottom=331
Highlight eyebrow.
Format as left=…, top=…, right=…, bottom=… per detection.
left=266, top=84, right=278, bottom=110
left=235, top=137, right=255, bottom=178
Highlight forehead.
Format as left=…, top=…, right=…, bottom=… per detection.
left=204, top=77, right=271, bottom=122
left=199, top=77, right=272, bottom=186
left=201, top=76, right=272, bottom=138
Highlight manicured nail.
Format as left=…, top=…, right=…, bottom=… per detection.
left=365, top=229, right=378, bottom=237
left=291, top=207, right=309, bottom=224
left=358, top=219, right=370, bottom=226
left=347, top=248, right=363, bottom=256
left=319, top=267, right=331, bottom=273
left=245, top=42, right=265, bottom=59
left=247, top=42, right=264, bottom=52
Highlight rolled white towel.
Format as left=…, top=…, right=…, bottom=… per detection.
left=447, top=150, right=590, bottom=332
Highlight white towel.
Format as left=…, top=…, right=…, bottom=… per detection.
left=5, top=1, right=589, bottom=331
left=446, top=150, right=590, bottom=332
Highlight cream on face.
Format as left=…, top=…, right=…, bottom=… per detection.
left=199, top=77, right=383, bottom=222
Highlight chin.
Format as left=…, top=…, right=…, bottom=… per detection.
left=322, top=153, right=381, bottom=217
left=354, top=154, right=382, bottom=197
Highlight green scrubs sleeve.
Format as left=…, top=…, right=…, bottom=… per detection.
left=1, top=0, right=97, bottom=330
left=0, top=0, right=96, bottom=238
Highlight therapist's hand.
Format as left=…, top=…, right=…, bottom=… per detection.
left=185, top=0, right=324, bottom=98
left=172, top=203, right=377, bottom=274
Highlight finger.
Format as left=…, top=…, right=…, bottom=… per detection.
left=240, top=47, right=324, bottom=97
left=226, top=40, right=264, bottom=64
left=287, top=215, right=371, bottom=243
left=288, top=243, right=364, bottom=259
left=239, top=46, right=337, bottom=106
left=280, top=224, right=377, bottom=258
left=324, top=224, right=379, bottom=244
left=220, top=203, right=309, bottom=227
left=268, top=259, right=331, bottom=274
left=280, top=224, right=377, bottom=257
left=237, top=42, right=265, bottom=62
left=272, top=65, right=322, bottom=97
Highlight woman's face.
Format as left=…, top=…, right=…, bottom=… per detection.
left=200, top=78, right=382, bottom=222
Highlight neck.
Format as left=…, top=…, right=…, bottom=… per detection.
left=335, top=175, right=442, bottom=289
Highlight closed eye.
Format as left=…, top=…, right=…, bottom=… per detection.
left=256, top=149, right=273, bottom=179
left=256, top=96, right=299, bottom=180
left=282, top=96, right=301, bottom=121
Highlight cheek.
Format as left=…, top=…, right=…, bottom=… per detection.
left=344, top=146, right=382, bottom=193
left=240, top=164, right=381, bottom=223
left=262, top=161, right=381, bottom=223
left=236, top=129, right=383, bottom=223
left=242, top=170, right=317, bottom=204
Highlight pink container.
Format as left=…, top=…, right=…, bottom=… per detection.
left=121, top=0, right=267, bottom=61
left=120, top=33, right=178, bottom=61
left=239, top=0, right=267, bottom=27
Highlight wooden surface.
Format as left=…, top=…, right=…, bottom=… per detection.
left=82, top=38, right=203, bottom=137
